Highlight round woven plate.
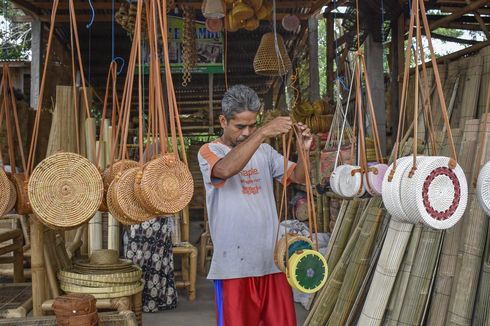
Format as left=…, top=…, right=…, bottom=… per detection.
left=28, top=152, right=104, bottom=229
left=59, top=267, right=142, bottom=283
left=477, top=161, right=490, bottom=216
left=365, top=163, right=388, bottom=196
left=412, top=156, right=467, bottom=229
left=60, top=281, right=143, bottom=297
left=106, top=179, right=139, bottom=225
left=12, top=173, right=32, bottom=214
left=382, top=156, right=412, bottom=222
left=400, top=156, right=435, bottom=224
left=338, top=165, right=364, bottom=198
left=135, top=154, right=194, bottom=214
left=0, top=169, right=11, bottom=216
left=4, top=179, right=17, bottom=214
left=114, top=167, right=154, bottom=222
left=103, top=160, right=139, bottom=189
left=62, top=282, right=144, bottom=299
left=287, top=249, right=328, bottom=294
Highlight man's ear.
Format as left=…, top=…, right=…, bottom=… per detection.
left=219, top=115, right=228, bottom=129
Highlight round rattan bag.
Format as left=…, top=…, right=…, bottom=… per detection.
left=329, top=165, right=348, bottom=197
left=274, top=234, right=313, bottom=273
left=113, top=167, right=154, bottom=222
left=103, top=160, right=139, bottom=189
left=382, top=156, right=412, bottom=222
left=134, top=154, right=194, bottom=214
left=28, top=152, right=104, bottom=229
left=106, top=179, right=139, bottom=225
left=477, top=160, right=490, bottom=216
left=11, top=173, right=31, bottom=214
left=364, top=163, right=388, bottom=196
left=407, top=156, right=468, bottom=229
left=337, top=164, right=365, bottom=198
left=0, top=169, right=12, bottom=215
left=4, top=179, right=17, bottom=214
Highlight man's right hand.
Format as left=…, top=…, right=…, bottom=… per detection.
left=260, top=116, right=293, bottom=138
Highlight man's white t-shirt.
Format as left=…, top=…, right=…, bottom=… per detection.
left=198, top=140, right=296, bottom=280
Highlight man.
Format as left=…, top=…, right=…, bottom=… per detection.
left=198, top=85, right=312, bottom=326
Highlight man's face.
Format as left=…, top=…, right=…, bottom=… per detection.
left=219, top=110, right=258, bottom=147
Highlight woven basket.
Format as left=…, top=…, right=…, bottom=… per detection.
left=28, top=152, right=104, bottom=229
left=113, top=167, right=154, bottom=222
left=52, top=293, right=97, bottom=317
left=134, top=154, right=194, bottom=214
left=61, top=282, right=143, bottom=299
left=59, top=267, right=142, bottom=284
left=0, top=169, right=11, bottom=216
left=338, top=164, right=365, bottom=198
left=11, top=173, right=32, bottom=214
left=253, top=32, right=292, bottom=76
left=106, top=180, right=139, bottom=225
left=365, top=163, right=388, bottom=196
left=5, top=179, right=17, bottom=214
left=411, top=156, right=467, bottom=229
left=477, top=161, right=490, bottom=216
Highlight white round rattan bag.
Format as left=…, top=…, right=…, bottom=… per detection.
left=407, top=156, right=467, bottom=229
left=476, top=160, right=490, bottom=216
left=330, top=165, right=347, bottom=197
left=382, top=156, right=412, bottom=222
left=365, top=163, right=388, bottom=196
left=338, top=164, right=365, bottom=198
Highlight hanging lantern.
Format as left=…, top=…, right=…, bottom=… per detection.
left=202, top=0, right=225, bottom=19
left=253, top=32, right=292, bottom=76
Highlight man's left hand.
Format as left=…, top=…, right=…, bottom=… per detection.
left=295, top=122, right=313, bottom=151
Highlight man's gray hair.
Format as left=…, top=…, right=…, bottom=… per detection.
left=221, top=84, right=261, bottom=120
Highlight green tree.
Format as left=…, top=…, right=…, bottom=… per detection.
left=0, top=2, right=31, bottom=60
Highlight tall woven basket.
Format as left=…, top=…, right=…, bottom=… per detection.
left=253, top=32, right=292, bottom=76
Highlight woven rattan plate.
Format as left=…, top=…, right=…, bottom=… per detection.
left=135, top=154, right=194, bottom=214
left=28, top=152, right=104, bottom=229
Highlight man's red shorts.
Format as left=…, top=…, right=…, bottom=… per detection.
left=214, top=272, right=297, bottom=326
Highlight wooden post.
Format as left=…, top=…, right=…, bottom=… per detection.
left=326, top=13, right=335, bottom=105
left=390, top=14, right=401, bottom=149
left=30, top=218, right=46, bottom=316
left=365, top=35, right=387, bottom=156
left=209, top=74, right=214, bottom=134
left=309, top=17, right=320, bottom=102
left=105, top=123, right=120, bottom=252
left=30, top=20, right=41, bottom=109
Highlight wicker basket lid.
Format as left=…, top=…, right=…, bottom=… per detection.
left=477, top=160, right=490, bottom=216
left=253, top=32, right=292, bottom=76
left=28, top=152, right=104, bottom=229
left=134, top=154, right=194, bottom=215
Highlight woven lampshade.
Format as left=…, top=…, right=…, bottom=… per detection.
left=11, top=173, right=31, bottom=214
left=203, top=0, right=225, bottom=19
left=253, top=32, right=292, bottom=76
left=28, top=152, right=104, bottom=229
left=134, top=154, right=194, bottom=215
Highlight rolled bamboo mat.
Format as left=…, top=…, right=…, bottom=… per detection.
left=473, top=219, right=490, bottom=325
left=397, top=228, right=443, bottom=325
left=446, top=117, right=490, bottom=325
left=305, top=198, right=382, bottom=325
left=327, top=207, right=385, bottom=326
left=349, top=199, right=368, bottom=239
left=328, top=199, right=361, bottom=269
left=358, top=220, right=413, bottom=326
left=383, top=224, right=422, bottom=325
left=426, top=119, right=479, bottom=326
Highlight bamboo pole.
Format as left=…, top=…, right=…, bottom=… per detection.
left=86, top=118, right=102, bottom=255
left=30, top=217, right=46, bottom=316
left=473, top=219, right=490, bottom=325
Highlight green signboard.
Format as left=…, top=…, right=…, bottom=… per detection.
left=141, top=15, right=224, bottom=74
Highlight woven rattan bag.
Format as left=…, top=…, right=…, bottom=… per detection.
left=476, top=161, right=490, bottom=216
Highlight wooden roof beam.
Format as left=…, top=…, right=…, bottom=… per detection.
left=429, top=0, right=489, bottom=30
left=11, top=0, right=41, bottom=18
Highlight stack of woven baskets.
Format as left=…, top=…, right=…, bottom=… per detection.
left=292, top=100, right=332, bottom=134
left=58, top=250, right=143, bottom=300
